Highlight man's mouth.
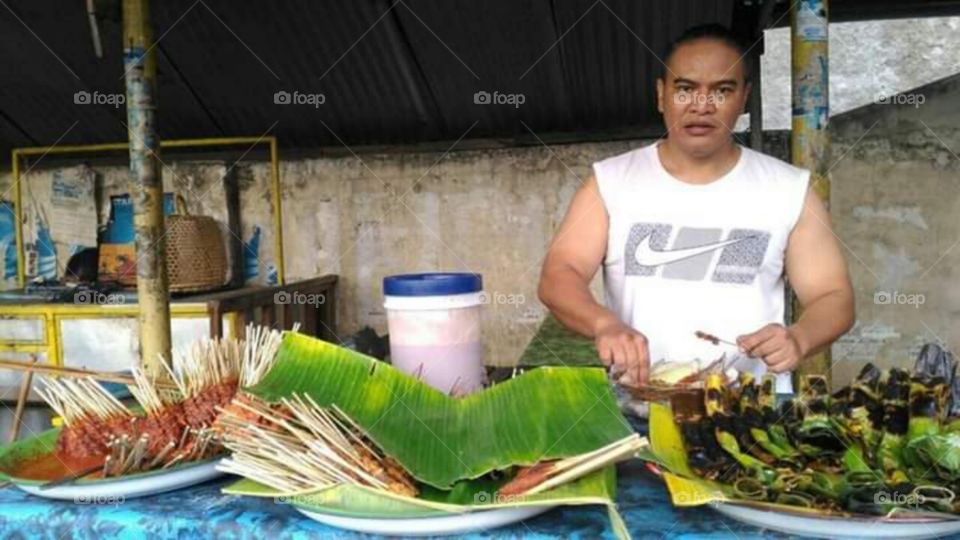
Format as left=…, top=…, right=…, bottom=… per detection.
left=683, top=122, right=717, bottom=136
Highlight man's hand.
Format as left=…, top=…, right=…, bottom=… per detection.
left=594, top=317, right=649, bottom=385
left=736, top=323, right=808, bottom=373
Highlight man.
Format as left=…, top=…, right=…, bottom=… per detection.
left=538, top=24, right=854, bottom=391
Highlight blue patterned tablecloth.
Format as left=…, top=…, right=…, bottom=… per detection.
left=0, top=460, right=799, bottom=540
left=0, top=418, right=799, bottom=540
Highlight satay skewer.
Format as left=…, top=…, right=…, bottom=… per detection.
left=694, top=330, right=738, bottom=348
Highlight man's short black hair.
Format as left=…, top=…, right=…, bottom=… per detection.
left=662, top=23, right=752, bottom=82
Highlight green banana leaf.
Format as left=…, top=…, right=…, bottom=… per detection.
left=248, top=332, right=633, bottom=489
left=224, top=466, right=618, bottom=518
left=0, top=428, right=57, bottom=482
left=223, top=469, right=629, bottom=538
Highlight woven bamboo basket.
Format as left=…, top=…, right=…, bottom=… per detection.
left=164, top=196, right=227, bottom=293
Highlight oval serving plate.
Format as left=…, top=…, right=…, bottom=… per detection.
left=296, top=505, right=556, bottom=537
left=711, top=500, right=960, bottom=540
left=0, top=428, right=225, bottom=501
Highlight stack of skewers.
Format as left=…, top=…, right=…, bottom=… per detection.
left=18, top=324, right=287, bottom=481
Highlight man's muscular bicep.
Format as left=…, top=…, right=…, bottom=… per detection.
left=784, top=188, right=852, bottom=304
left=542, top=175, right=609, bottom=281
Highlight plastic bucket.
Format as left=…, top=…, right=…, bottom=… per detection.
left=383, top=273, right=483, bottom=396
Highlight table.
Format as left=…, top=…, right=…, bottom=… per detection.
left=0, top=422, right=796, bottom=539
left=0, top=465, right=795, bottom=539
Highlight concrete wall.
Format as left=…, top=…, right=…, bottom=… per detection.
left=0, top=140, right=645, bottom=367
left=829, top=75, right=960, bottom=384
left=266, top=140, right=642, bottom=365
left=760, top=16, right=960, bottom=130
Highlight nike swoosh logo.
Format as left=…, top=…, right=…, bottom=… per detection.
left=634, top=234, right=753, bottom=267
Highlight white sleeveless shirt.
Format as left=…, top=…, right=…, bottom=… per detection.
left=593, top=142, right=809, bottom=393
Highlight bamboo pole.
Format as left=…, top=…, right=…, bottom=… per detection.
left=8, top=357, right=37, bottom=443
left=270, top=138, right=286, bottom=285
left=791, top=0, right=831, bottom=384
left=123, top=0, right=171, bottom=376
left=0, top=357, right=177, bottom=389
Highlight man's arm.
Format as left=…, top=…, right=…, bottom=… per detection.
left=538, top=175, right=649, bottom=383
left=738, top=188, right=855, bottom=372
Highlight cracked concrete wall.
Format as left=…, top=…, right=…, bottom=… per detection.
left=761, top=17, right=960, bottom=130
left=829, top=75, right=960, bottom=384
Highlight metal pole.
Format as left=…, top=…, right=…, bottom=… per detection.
left=123, top=0, right=171, bottom=375
left=12, top=151, right=24, bottom=287
left=748, top=52, right=763, bottom=151
left=791, top=0, right=831, bottom=382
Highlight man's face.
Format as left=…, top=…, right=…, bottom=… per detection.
left=656, top=39, right=751, bottom=158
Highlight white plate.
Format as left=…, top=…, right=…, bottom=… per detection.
left=13, top=459, right=223, bottom=501
left=711, top=501, right=960, bottom=540
left=297, top=504, right=556, bottom=536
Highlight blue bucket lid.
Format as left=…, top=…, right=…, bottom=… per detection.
left=383, top=273, right=482, bottom=296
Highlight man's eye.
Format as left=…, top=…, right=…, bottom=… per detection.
left=676, top=87, right=692, bottom=93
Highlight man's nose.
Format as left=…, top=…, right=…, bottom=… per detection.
left=688, top=92, right=717, bottom=114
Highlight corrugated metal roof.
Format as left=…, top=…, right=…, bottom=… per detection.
left=0, top=0, right=958, bottom=158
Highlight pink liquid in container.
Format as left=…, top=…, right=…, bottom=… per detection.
left=383, top=273, right=484, bottom=395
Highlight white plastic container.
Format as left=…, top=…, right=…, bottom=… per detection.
left=383, top=273, right=484, bottom=396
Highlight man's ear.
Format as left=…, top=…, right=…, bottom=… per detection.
left=742, top=80, right=753, bottom=114
left=656, top=78, right=665, bottom=114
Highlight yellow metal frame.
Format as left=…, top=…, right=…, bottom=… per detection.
left=11, top=136, right=286, bottom=288
left=0, top=302, right=214, bottom=367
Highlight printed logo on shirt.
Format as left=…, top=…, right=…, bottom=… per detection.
left=624, top=223, right=771, bottom=284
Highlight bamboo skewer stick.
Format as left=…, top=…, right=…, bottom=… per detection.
left=515, top=434, right=648, bottom=496
left=9, top=357, right=37, bottom=443
left=215, top=393, right=415, bottom=496
left=21, top=325, right=287, bottom=481
left=39, top=464, right=102, bottom=490
left=0, top=358, right=179, bottom=389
